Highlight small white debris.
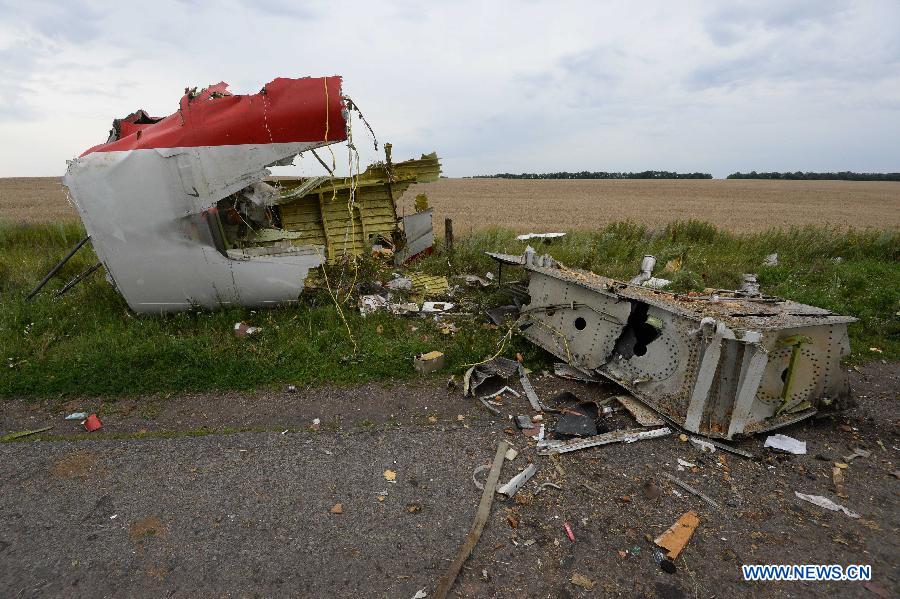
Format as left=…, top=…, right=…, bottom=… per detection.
left=795, top=492, right=859, bottom=518
left=764, top=434, right=807, bottom=455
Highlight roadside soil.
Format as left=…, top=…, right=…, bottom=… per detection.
left=0, top=362, right=897, bottom=598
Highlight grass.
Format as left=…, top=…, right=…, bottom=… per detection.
left=1, top=220, right=897, bottom=399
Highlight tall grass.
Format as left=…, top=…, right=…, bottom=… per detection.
left=1, top=220, right=896, bottom=399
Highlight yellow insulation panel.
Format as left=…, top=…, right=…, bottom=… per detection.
left=273, top=152, right=440, bottom=261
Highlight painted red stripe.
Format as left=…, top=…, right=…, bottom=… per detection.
left=81, top=76, right=347, bottom=156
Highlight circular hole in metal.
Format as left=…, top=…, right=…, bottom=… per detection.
left=574, top=317, right=587, bottom=330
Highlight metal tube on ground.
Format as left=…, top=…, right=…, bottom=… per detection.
left=26, top=235, right=91, bottom=300
left=53, top=261, right=102, bottom=299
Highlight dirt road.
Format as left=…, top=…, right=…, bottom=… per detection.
left=0, top=364, right=897, bottom=597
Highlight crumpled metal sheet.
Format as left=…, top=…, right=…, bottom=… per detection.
left=64, top=77, right=347, bottom=314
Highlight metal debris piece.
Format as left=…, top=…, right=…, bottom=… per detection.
left=63, top=77, right=442, bottom=313
left=516, top=232, right=566, bottom=241
left=514, top=415, right=533, bottom=429
left=534, top=482, right=562, bottom=496
left=538, top=427, right=672, bottom=455
left=689, top=437, right=716, bottom=453
left=413, top=351, right=445, bottom=374
left=359, top=295, right=388, bottom=316
left=1, top=426, right=54, bottom=442
left=553, top=362, right=602, bottom=383
left=395, top=208, right=435, bottom=264
left=677, top=458, right=696, bottom=469
left=478, top=399, right=501, bottom=416
left=654, top=511, right=700, bottom=559
left=555, top=403, right=598, bottom=438
left=518, top=364, right=543, bottom=411
left=497, top=464, right=537, bottom=498
left=463, top=357, right=520, bottom=397
left=660, top=473, right=720, bottom=510
left=386, top=277, right=413, bottom=290
left=485, top=305, right=519, bottom=326
left=389, top=302, right=420, bottom=316
left=763, top=253, right=779, bottom=266
left=462, top=275, right=491, bottom=288
left=794, top=492, right=859, bottom=518
left=64, top=412, right=88, bottom=421
left=504, top=447, right=518, bottom=461
left=481, top=386, right=520, bottom=400
left=471, top=464, right=492, bottom=490
left=739, top=273, right=761, bottom=297
left=616, top=395, right=665, bottom=426
left=629, top=255, right=670, bottom=287
left=843, top=447, right=871, bottom=463
left=510, top=252, right=856, bottom=439
left=691, top=436, right=753, bottom=458
left=764, top=434, right=807, bottom=455
left=434, top=441, right=508, bottom=599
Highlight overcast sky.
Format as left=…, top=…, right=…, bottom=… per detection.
left=1, top=0, right=898, bottom=178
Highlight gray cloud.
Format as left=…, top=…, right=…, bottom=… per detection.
left=0, top=0, right=897, bottom=176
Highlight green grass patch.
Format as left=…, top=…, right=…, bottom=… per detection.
left=0, top=220, right=897, bottom=399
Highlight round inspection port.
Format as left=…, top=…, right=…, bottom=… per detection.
left=574, top=317, right=587, bottom=330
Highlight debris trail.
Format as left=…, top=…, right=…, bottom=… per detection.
left=434, top=440, right=509, bottom=599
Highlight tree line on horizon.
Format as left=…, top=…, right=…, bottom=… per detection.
left=726, top=171, right=900, bottom=181
left=466, top=170, right=900, bottom=181
left=469, top=170, right=713, bottom=180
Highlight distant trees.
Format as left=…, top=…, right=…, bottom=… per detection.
left=470, top=171, right=713, bottom=180
left=726, top=171, right=900, bottom=181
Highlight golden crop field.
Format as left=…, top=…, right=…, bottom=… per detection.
left=3, top=176, right=900, bottom=233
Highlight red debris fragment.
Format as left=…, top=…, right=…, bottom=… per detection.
left=83, top=414, right=103, bottom=432
left=564, top=522, right=576, bottom=542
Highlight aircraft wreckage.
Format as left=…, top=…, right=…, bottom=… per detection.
left=489, top=250, right=856, bottom=439
left=60, top=76, right=440, bottom=313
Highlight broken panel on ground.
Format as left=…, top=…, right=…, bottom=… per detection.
left=492, top=252, right=856, bottom=438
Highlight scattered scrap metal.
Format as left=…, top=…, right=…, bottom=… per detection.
left=486, top=248, right=857, bottom=439
left=54, top=76, right=442, bottom=313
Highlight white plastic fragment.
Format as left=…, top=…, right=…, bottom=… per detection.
left=497, top=464, right=537, bottom=498
left=794, top=492, right=859, bottom=518
left=65, top=412, right=87, bottom=421
left=504, top=447, right=518, bottom=461
left=764, top=434, right=807, bottom=455
left=233, top=322, right=261, bottom=337
left=422, top=301, right=455, bottom=313
left=677, top=458, right=696, bottom=470
left=412, top=589, right=428, bottom=599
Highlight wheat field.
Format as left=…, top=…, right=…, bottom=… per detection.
left=3, top=176, right=899, bottom=232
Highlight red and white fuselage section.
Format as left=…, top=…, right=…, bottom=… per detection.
left=63, top=77, right=347, bottom=313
